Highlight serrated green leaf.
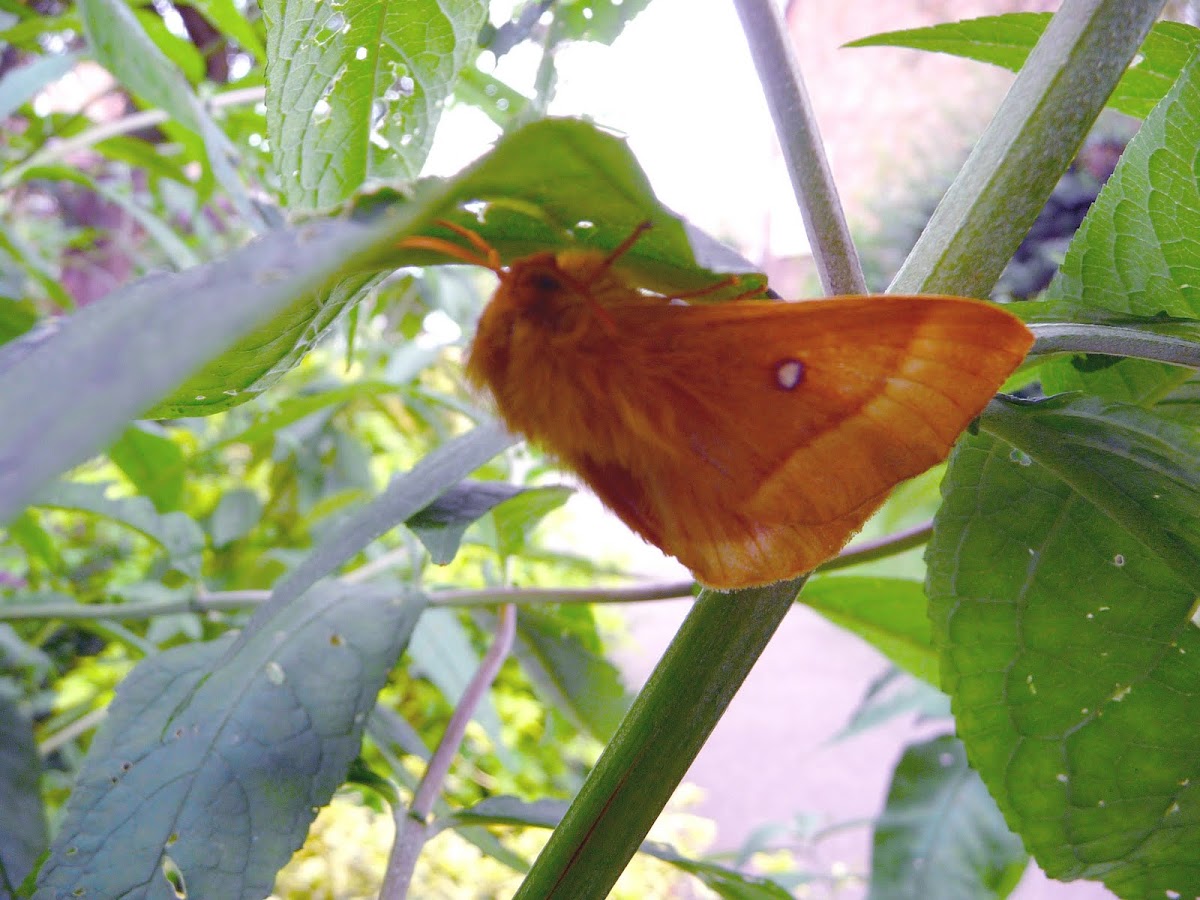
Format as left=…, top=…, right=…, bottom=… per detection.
left=399, top=118, right=767, bottom=300
left=159, top=118, right=767, bottom=419
left=262, top=0, right=487, bottom=208
left=868, top=735, right=1026, bottom=900
left=927, top=395, right=1200, bottom=898
left=148, top=270, right=384, bottom=418
left=1037, top=51, right=1200, bottom=402
left=847, top=15, right=1197, bottom=121
left=107, top=423, right=185, bottom=513
left=209, top=488, right=263, bottom=548
left=34, top=584, right=425, bottom=900
left=800, top=576, right=937, bottom=685
left=513, top=607, right=630, bottom=742
left=0, top=680, right=48, bottom=895
left=32, top=481, right=205, bottom=578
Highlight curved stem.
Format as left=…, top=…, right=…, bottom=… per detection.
left=379, top=604, right=517, bottom=900
left=819, top=521, right=933, bottom=572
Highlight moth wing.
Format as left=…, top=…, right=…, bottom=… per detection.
left=576, top=294, right=1031, bottom=588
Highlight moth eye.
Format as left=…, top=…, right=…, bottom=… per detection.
left=774, top=358, right=806, bottom=391
left=530, top=272, right=562, bottom=293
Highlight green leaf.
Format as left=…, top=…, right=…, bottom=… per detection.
left=513, top=607, right=630, bottom=742
left=847, top=15, right=1197, bottom=120
left=0, top=680, right=48, bottom=895
left=831, top=668, right=950, bottom=744
left=0, top=203, right=422, bottom=524
left=890, top=1, right=1162, bottom=298
left=132, top=7, right=206, bottom=85
left=0, top=626, right=51, bottom=678
left=266, top=422, right=515, bottom=611
left=1035, top=50, right=1200, bottom=403
left=35, top=584, right=425, bottom=899
left=77, top=0, right=256, bottom=223
left=799, top=576, right=937, bottom=685
left=400, top=118, right=767, bottom=300
left=161, top=118, right=766, bottom=419
left=407, top=481, right=524, bottom=564
left=927, top=396, right=1200, bottom=897
left=489, top=484, right=572, bottom=558
left=32, top=481, right=205, bottom=578
left=0, top=53, right=78, bottom=120
left=147, top=270, right=384, bottom=418
left=188, top=0, right=266, bottom=63
left=262, top=0, right=488, bottom=208
left=868, top=736, right=1026, bottom=900
left=0, top=300, right=36, bottom=347
left=209, top=489, right=263, bottom=548
left=213, top=380, right=401, bottom=449
left=107, top=423, right=186, bottom=513
left=448, top=796, right=794, bottom=899
left=455, top=64, right=531, bottom=126
left=555, top=0, right=652, bottom=45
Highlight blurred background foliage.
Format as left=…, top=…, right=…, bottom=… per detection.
left=0, top=0, right=1147, bottom=896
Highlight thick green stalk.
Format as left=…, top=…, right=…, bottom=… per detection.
left=892, top=0, right=1166, bottom=297
left=515, top=3, right=857, bottom=895
left=511, top=580, right=801, bottom=899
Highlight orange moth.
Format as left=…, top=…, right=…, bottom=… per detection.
left=403, top=222, right=1033, bottom=590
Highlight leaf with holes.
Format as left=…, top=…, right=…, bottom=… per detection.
left=262, top=0, right=487, bottom=208
left=927, top=394, right=1200, bottom=898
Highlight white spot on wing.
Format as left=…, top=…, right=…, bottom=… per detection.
left=775, top=359, right=804, bottom=391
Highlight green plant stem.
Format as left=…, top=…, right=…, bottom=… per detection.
left=820, top=521, right=932, bottom=571
left=1029, top=323, right=1200, bottom=369
left=512, top=580, right=801, bottom=900
left=891, top=0, right=1165, bottom=297
left=732, top=0, right=866, bottom=296
left=380, top=604, right=517, bottom=900
left=0, top=520, right=937, bottom=622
